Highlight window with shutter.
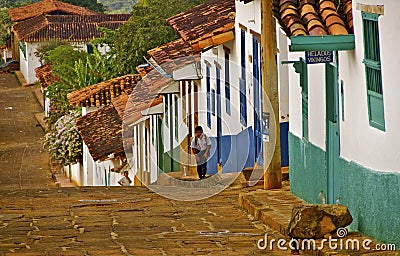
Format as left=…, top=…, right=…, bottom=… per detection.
left=362, top=12, right=385, bottom=131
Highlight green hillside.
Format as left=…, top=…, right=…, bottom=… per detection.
left=98, top=0, right=136, bottom=14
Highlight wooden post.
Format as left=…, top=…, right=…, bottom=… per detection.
left=261, top=0, right=282, bottom=189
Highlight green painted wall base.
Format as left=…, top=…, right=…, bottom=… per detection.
left=289, top=132, right=400, bottom=248
left=161, top=146, right=181, bottom=173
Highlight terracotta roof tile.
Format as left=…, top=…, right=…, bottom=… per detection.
left=273, top=0, right=353, bottom=37
left=67, top=74, right=141, bottom=108
left=8, top=0, right=100, bottom=22
left=166, top=0, right=235, bottom=51
left=35, top=64, right=60, bottom=88
left=76, top=105, right=124, bottom=161
left=112, top=68, right=170, bottom=126
left=77, top=69, right=170, bottom=159
left=147, top=39, right=201, bottom=74
left=136, top=65, right=153, bottom=77
left=12, top=14, right=130, bottom=42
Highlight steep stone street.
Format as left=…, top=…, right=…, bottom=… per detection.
left=0, top=73, right=53, bottom=191
left=0, top=73, right=291, bottom=255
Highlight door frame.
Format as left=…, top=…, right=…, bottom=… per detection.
left=325, top=60, right=340, bottom=204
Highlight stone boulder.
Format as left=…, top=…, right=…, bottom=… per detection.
left=287, top=204, right=352, bottom=239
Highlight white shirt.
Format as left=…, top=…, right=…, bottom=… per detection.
left=118, top=176, right=131, bottom=186
left=190, top=133, right=211, bottom=151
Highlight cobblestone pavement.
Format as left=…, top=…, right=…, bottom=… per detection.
left=0, top=73, right=53, bottom=192
left=0, top=74, right=294, bottom=255
left=0, top=186, right=293, bottom=256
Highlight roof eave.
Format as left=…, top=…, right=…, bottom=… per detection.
left=289, top=35, right=355, bottom=52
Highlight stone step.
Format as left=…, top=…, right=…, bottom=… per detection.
left=238, top=187, right=397, bottom=255
left=152, top=172, right=239, bottom=189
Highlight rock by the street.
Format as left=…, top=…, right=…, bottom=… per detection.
left=287, top=204, right=353, bottom=239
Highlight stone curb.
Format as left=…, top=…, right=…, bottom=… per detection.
left=238, top=187, right=399, bottom=255
left=239, top=186, right=303, bottom=237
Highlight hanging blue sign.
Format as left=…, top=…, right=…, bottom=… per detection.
left=305, top=51, right=333, bottom=64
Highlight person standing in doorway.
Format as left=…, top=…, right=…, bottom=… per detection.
left=190, top=126, right=211, bottom=180
left=118, top=171, right=132, bottom=186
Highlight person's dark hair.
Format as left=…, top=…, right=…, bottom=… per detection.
left=195, top=126, right=203, bottom=132
left=124, top=171, right=129, bottom=174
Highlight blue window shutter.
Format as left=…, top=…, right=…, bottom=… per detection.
left=224, top=51, right=231, bottom=115
left=206, top=66, right=211, bottom=128
left=239, top=78, right=247, bottom=126
left=240, top=29, right=247, bottom=126
left=211, top=89, right=216, bottom=116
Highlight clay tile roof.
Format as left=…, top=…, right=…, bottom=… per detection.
left=112, top=68, right=169, bottom=126
left=76, top=105, right=124, bottom=161
left=8, top=0, right=100, bottom=22
left=136, top=64, right=153, bottom=77
left=35, top=64, right=60, bottom=88
left=67, top=74, right=141, bottom=108
left=147, top=38, right=201, bottom=74
left=12, top=14, right=130, bottom=42
left=166, top=0, right=236, bottom=51
left=273, top=0, right=353, bottom=37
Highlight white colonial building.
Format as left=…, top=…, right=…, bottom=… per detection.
left=8, top=0, right=129, bottom=84
left=274, top=0, right=399, bottom=248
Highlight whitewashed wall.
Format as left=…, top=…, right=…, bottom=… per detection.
left=286, top=0, right=400, bottom=173
left=236, top=0, right=261, bottom=33
left=338, top=0, right=400, bottom=173
left=277, top=26, right=290, bottom=124
left=163, top=93, right=186, bottom=153
left=2, top=48, right=12, bottom=63
left=132, top=120, right=158, bottom=185
left=63, top=163, right=82, bottom=185
left=20, top=42, right=41, bottom=84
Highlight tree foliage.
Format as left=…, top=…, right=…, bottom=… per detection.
left=60, top=0, right=105, bottom=13
left=98, top=0, right=136, bottom=14
left=43, top=44, right=117, bottom=127
left=43, top=44, right=118, bottom=164
left=111, top=0, right=206, bottom=74
left=34, top=40, right=69, bottom=65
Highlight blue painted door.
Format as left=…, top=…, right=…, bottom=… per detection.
left=240, top=29, right=247, bottom=126
left=216, top=67, right=222, bottom=164
left=253, top=36, right=262, bottom=164
left=326, top=62, right=340, bottom=204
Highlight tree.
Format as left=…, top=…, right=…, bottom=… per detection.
left=60, top=0, right=105, bottom=13
left=34, top=40, right=69, bottom=65
left=111, top=0, right=206, bottom=74
left=42, top=44, right=117, bottom=127
left=98, top=0, right=136, bottom=14
left=42, top=43, right=118, bottom=164
left=0, top=7, right=11, bottom=46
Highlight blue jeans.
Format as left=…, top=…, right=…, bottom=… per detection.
left=196, top=150, right=207, bottom=179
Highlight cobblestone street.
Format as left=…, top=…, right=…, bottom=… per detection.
left=0, top=73, right=291, bottom=255
left=0, top=73, right=53, bottom=192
